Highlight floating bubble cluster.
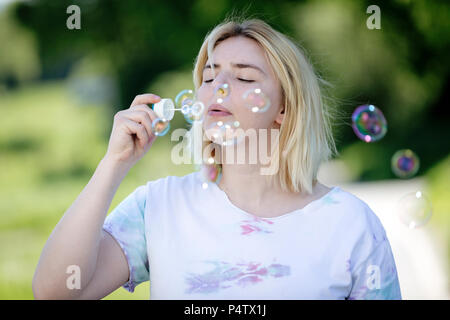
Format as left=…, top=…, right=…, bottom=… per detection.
left=396, top=191, right=432, bottom=229
left=150, top=89, right=207, bottom=136
left=174, top=89, right=205, bottom=124
left=391, top=149, right=420, bottom=179
left=175, top=89, right=195, bottom=109
left=243, top=88, right=271, bottom=113
left=183, top=101, right=205, bottom=124
left=348, top=104, right=430, bottom=229
left=205, top=120, right=242, bottom=146
left=351, top=104, right=387, bottom=142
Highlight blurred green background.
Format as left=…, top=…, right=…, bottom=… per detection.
left=0, top=0, right=449, bottom=299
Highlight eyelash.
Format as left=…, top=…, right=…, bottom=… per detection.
left=203, top=78, right=254, bottom=83
left=238, top=78, right=254, bottom=83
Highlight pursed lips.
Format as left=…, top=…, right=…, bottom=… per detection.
left=207, top=104, right=232, bottom=116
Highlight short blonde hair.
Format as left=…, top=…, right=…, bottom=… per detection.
left=191, top=17, right=337, bottom=194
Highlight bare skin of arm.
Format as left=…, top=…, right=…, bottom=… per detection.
left=32, top=94, right=160, bottom=299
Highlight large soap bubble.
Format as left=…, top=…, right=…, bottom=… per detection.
left=351, top=104, right=387, bottom=142
left=243, top=88, right=271, bottom=113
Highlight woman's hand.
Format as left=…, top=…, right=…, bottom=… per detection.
left=104, top=93, right=161, bottom=169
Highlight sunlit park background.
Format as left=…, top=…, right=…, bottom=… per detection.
left=0, top=0, right=449, bottom=299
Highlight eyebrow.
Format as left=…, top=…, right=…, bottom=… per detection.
left=203, top=63, right=266, bottom=75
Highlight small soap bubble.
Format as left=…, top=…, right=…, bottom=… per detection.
left=190, top=101, right=205, bottom=118
left=351, top=104, right=387, bottom=142
left=391, top=149, right=420, bottom=179
left=202, top=182, right=209, bottom=189
left=151, top=118, right=170, bottom=136
left=175, top=89, right=195, bottom=108
left=396, top=191, right=432, bottom=229
left=243, top=88, right=271, bottom=113
left=214, top=83, right=230, bottom=100
left=181, top=104, right=191, bottom=115
left=201, top=162, right=221, bottom=184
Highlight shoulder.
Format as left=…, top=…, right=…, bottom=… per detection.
left=331, top=186, right=387, bottom=241
left=144, top=171, right=202, bottom=194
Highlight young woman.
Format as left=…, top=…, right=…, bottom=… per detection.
left=32, top=18, right=402, bottom=300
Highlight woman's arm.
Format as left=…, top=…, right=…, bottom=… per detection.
left=32, top=157, right=131, bottom=299
left=32, top=93, right=161, bottom=299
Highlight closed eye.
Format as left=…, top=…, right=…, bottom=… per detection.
left=204, top=79, right=213, bottom=83
left=238, top=78, right=254, bottom=83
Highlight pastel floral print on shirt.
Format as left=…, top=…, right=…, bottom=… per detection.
left=184, top=260, right=291, bottom=294
left=239, top=216, right=274, bottom=236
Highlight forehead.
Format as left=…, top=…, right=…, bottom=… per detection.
left=206, top=36, right=270, bottom=71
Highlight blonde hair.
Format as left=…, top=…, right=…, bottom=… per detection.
left=190, top=17, right=337, bottom=194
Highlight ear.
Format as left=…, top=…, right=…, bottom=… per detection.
left=275, top=106, right=285, bottom=126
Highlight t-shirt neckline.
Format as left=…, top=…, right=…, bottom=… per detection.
left=207, top=176, right=339, bottom=221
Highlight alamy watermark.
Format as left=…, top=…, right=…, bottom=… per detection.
left=66, top=265, right=81, bottom=290
left=366, top=5, right=381, bottom=30
left=66, top=5, right=81, bottom=30
left=366, top=264, right=381, bottom=290
left=170, top=124, right=281, bottom=176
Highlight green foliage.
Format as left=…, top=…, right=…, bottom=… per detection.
left=426, top=155, right=450, bottom=251
left=0, top=6, right=40, bottom=87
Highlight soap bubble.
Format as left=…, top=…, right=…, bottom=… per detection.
left=396, top=191, right=432, bottom=229
left=183, top=101, right=205, bottom=124
left=151, top=118, right=170, bottom=136
left=205, top=120, right=242, bottom=146
left=175, top=89, right=195, bottom=108
left=214, top=83, right=230, bottom=103
left=181, top=104, right=191, bottom=115
left=243, top=88, right=271, bottom=113
left=391, top=149, right=420, bottom=179
left=191, top=101, right=205, bottom=117
left=201, top=163, right=222, bottom=187
left=351, top=104, right=387, bottom=142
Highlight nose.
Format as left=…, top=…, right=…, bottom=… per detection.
left=211, top=75, right=231, bottom=100
left=211, top=69, right=230, bottom=87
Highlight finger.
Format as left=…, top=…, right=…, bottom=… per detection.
left=120, top=110, right=154, bottom=139
left=129, top=104, right=159, bottom=123
left=122, top=118, right=150, bottom=149
left=130, top=94, right=161, bottom=108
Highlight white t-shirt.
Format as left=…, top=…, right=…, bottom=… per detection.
left=102, top=171, right=402, bottom=300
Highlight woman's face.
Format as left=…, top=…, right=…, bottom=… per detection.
left=196, top=36, right=284, bottom=137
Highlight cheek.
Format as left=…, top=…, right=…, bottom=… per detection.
left=232, top=108, right=275, bottom=130
left=230, top=88, right=280, bottom=129
left=195, top=86, right=211, bottom=105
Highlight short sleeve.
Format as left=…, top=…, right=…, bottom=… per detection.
left=346, top=237, right=402, bottom=300
left=102, top=184, right=149, bottom=293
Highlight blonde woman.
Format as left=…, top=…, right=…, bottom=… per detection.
left=33, top=18, right=402, bottom=300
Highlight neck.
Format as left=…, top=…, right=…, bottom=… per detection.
left=218, top=161, right=284, bottom=206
